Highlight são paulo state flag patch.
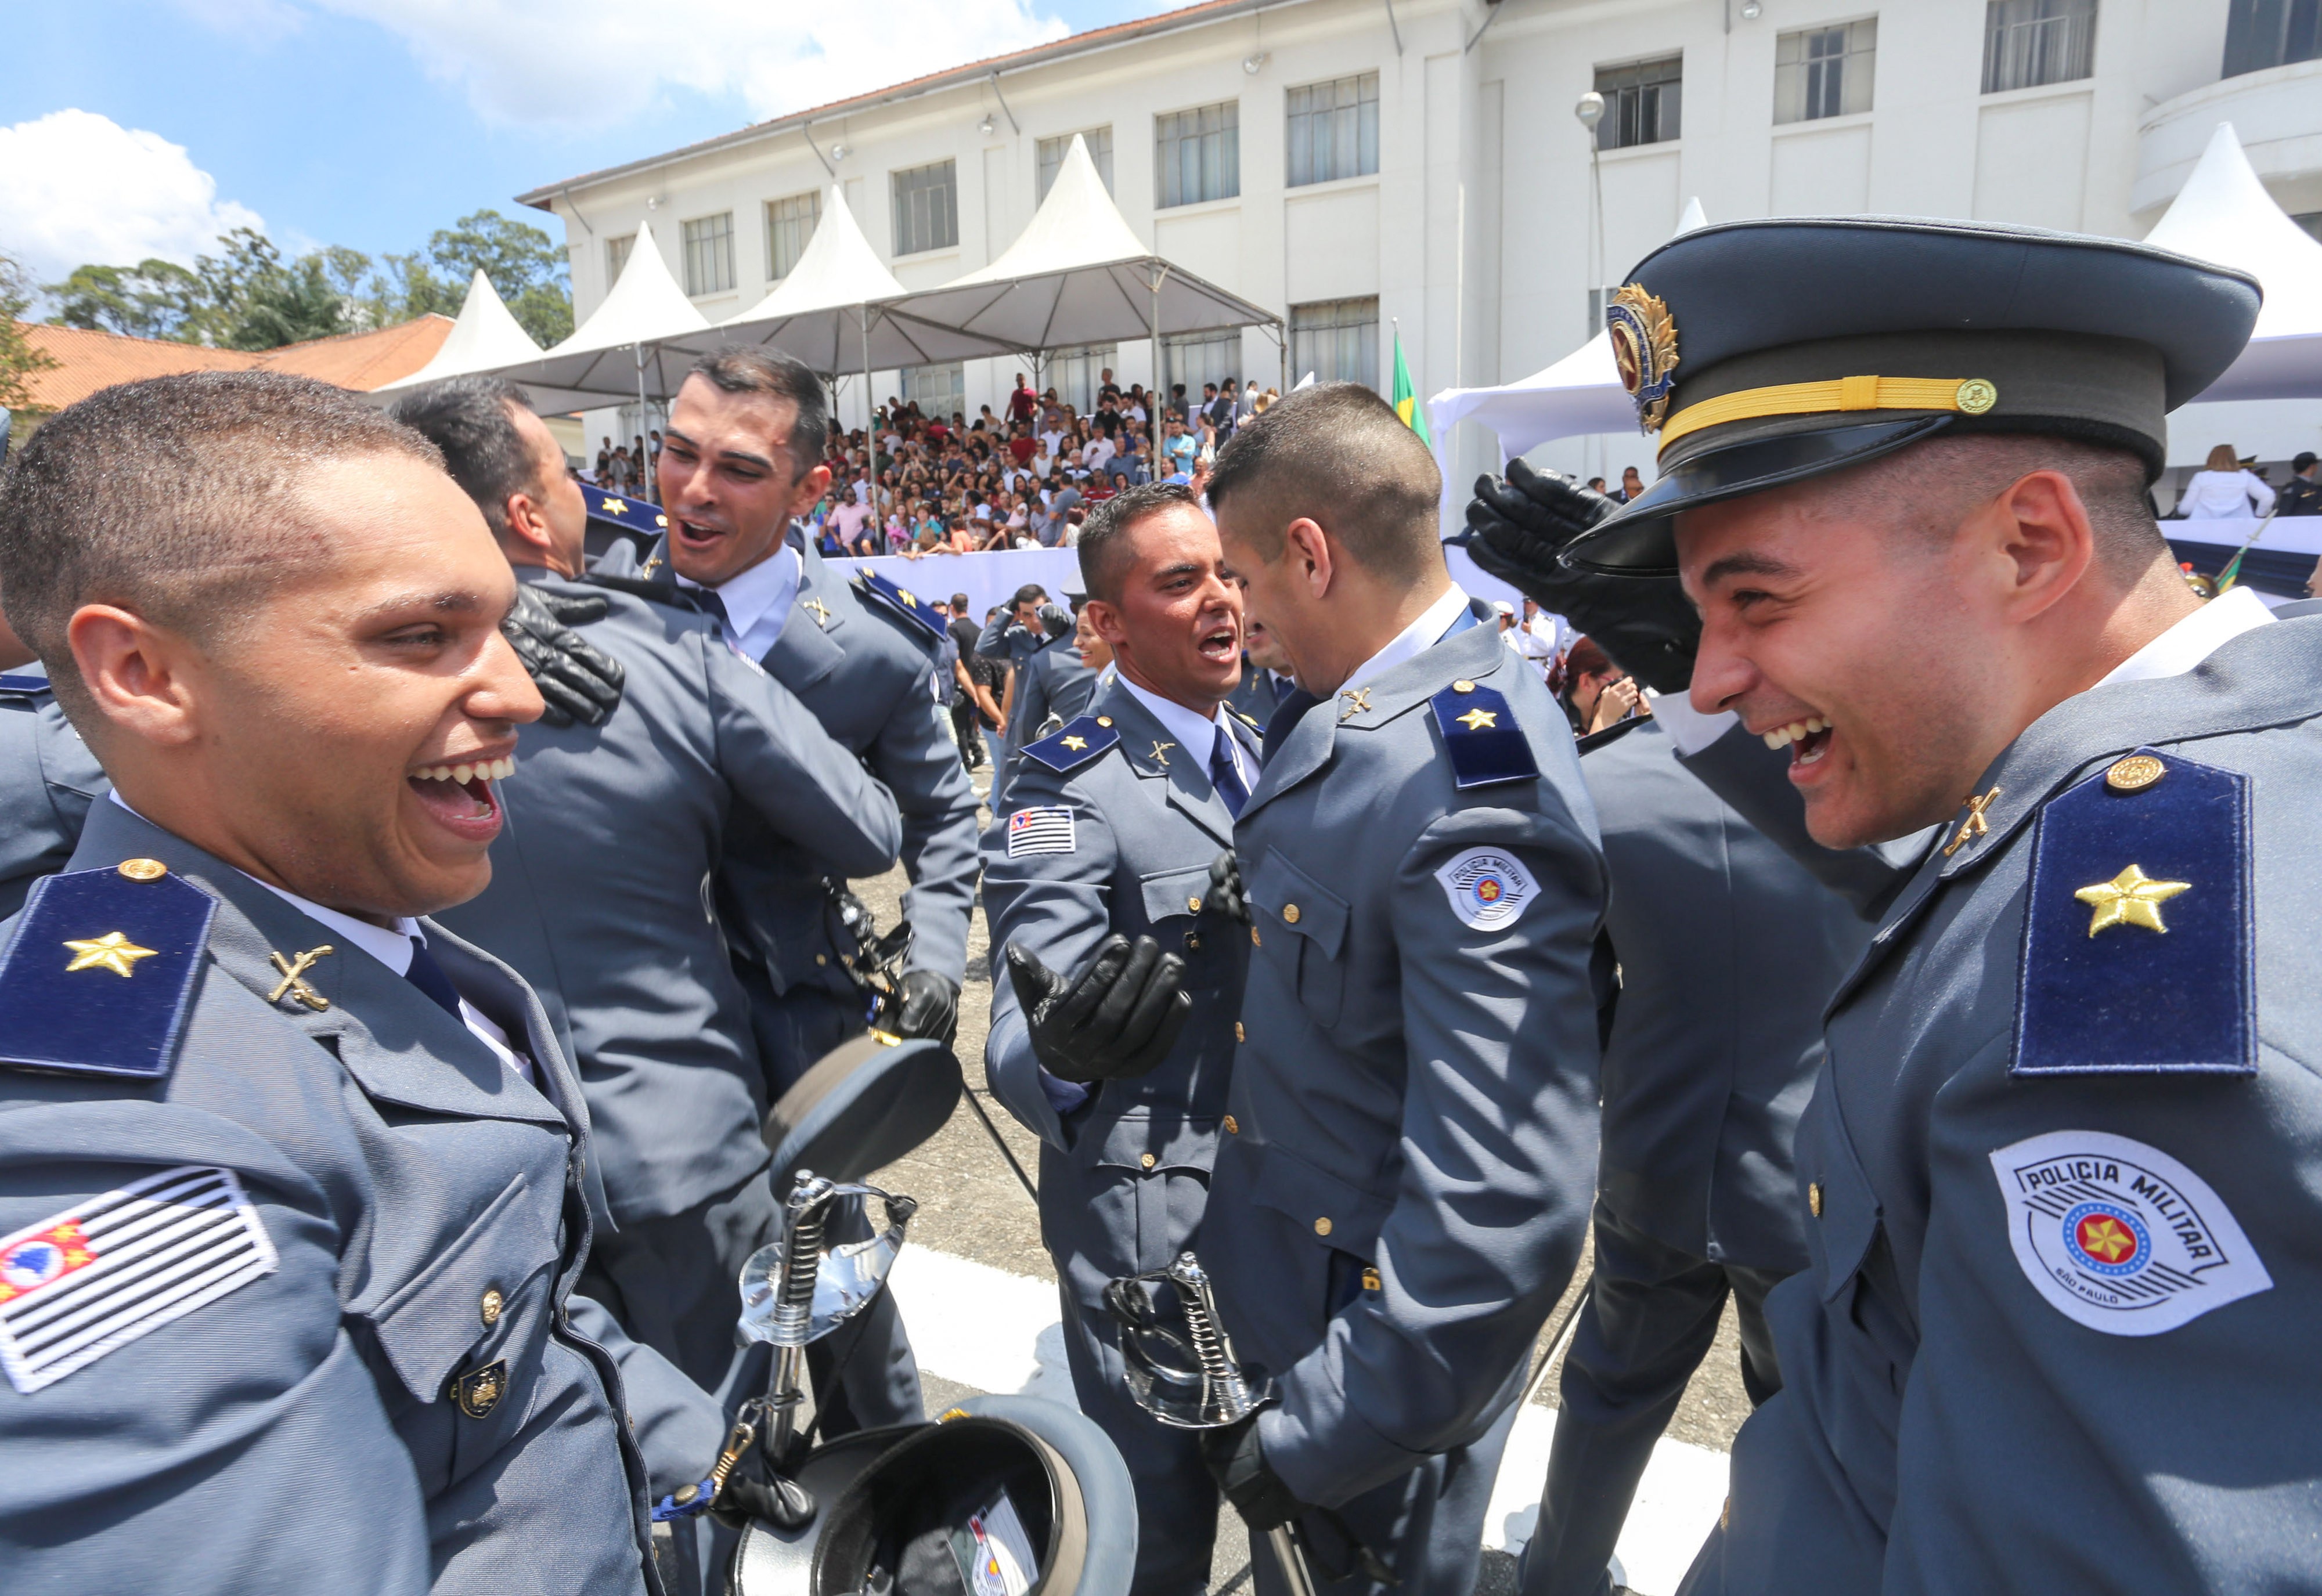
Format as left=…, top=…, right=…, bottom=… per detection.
left=1988, top=1129, right=2270, bottom=1336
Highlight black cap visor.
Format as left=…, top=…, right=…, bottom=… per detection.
left=1562, top=416, right=1953, bottom=577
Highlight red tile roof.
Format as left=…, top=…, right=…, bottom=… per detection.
left=14, top=315, right=455, bottom=413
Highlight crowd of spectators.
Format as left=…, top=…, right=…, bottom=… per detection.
left=794, top=367, right=1282, bottom=561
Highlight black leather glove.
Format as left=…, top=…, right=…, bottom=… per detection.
left=890, top=969, right=961, bottom=1046
left=708, top=1455, right=815, bottom=1532
left=1199, top=1417, right=1304, bottom=1534
left=1037, top=602, right=1073, bottom=639
left=1460, top=458, right=1700, bottom=695
left=1203, top=850, right=1250, bottom=925
left=1006, top=936, right=1189, bottom=1084
left=504, top=584, right=626, bottom=727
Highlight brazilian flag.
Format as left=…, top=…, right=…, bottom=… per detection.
left=1392, top=328, right=1431, bottom=446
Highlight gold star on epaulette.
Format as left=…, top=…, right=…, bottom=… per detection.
left=1457, top=707, right=1498, bottom=731
left=2075, top=864, right=2191, bottom=937
left=62, top=931, right=159, bottom=978
left=1062, top=735, right=1088, bottom=752
left=601, top=498, right=628, bottom=515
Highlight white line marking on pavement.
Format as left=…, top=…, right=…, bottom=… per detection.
left=891, top=1248, right=1728, bottom=1594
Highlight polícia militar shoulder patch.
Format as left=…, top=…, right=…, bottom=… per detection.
left=2012, top=747, right=2253, bottom=1077
left=0, top=863, right=218, bottom=1081
left=1428, top=683, right=1539, bottom=789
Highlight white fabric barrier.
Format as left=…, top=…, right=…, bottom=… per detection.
left=827, top=546, right=1526, bottom=627
left=2162, top=515, right=2322, bottom=558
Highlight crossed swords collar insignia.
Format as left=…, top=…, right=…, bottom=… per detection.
left=268, top=945, right=334, bottom=1011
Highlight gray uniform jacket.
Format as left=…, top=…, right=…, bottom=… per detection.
left=1690, top=616, right=2322, bottom=1595
left=0, top=662, right=105, bottom=919
left=1226, top=663, right=1289, bottom=730
left=1005, top=638, right=1104, bottom=752
left=0, top=801, right=722, bottom=1595
left=434, top=569, right=903, bottom=1226
left=982, top=677, right=1258, bottom=1155
left=1581, top=718, right=1869, bottom=1270
left=600, top=532, right=979, bottom=1003
left=1203, top=606, right=1609, bottom=1507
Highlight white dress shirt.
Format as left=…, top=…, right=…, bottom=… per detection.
left=1340, top=584, right=1473, bottom=697
left=679, top=537, right=802, bottom=662
left=106, top=792, right=533, bottom=1081
left=2176, top=469, right=2276, bottom=520
left=1117, top=674, right=1251, bottom=793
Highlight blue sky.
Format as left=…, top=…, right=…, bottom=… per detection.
left=2, top=0, right=1164, bottom=285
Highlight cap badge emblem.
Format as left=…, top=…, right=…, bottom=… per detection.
left=1607, top=283, right=1681, bottom=433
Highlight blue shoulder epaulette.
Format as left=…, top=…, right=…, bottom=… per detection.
left=1022, top=714, right=1119, bottom=774
left=1429, top=681, right=1540, bottom=788
left=853, top=571, right=945, bottom=644
left=580, top=483, right=669, bottom=539
left=2014, top=746, right=2253, bottom=1078
left=0, top=672, right=53, bottom=699
left=0, top=861, right=218, bottom=1081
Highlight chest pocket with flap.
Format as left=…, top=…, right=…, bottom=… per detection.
left=1138, top=864, right=1213, bottom=934
left=1248, top=850, right=1350, bottom=1027
left=370, top=1171, right=553, bottom=1407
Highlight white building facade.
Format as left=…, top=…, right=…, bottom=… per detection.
left=521, top=0, right=2322, bottom=486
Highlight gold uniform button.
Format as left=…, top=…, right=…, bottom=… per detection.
left=815, top=954, right=828, bottom=966
left=1096, top=716, right=1113, bottom=727
left=2106, top=754, right=2165, bottom=792
left=1314, top=1216, right=1333, bottom=1237
left=1234, top=1022, right=1245, bottom=1042
left=480, top=1287, right=504, bottom=1327
left=1808, top=1182, right=1824, bottom=1218
left=1452, top=680, right=1475, bottom=694
left=1250, top=927, right=1261, bottom=947
left=1140, top=1153, right=1157, bottom=1169
left=1185, top=934, right=1202, bottom=951
left=117, top=858, right=168, bottom=882
left=1282, top=904, right=1301, bottom=925
left=1189, top=895, right=1204, bottom=913
left=1223, top=1114, right=1239, bottom=1134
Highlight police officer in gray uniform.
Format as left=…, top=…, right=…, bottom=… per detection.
left=0, top=372, right=757, bottom=1595
left=983, top=482, right=1260, bottom=1595
left=1483, top=218, right=2316, bottom=1594
left=997, top=600, right=1109, bottom=799
left=387, top=377, right=903, bottom=1399
left=0, top=656, right=103, bottom=918
left=1198, top=385, right=1609, bottom=1594
left=598, top=347, right=979, bottom=1432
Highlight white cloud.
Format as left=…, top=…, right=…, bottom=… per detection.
left=298, top=0, right=1076, bottom=128
left=0, top=110, right=264, bottom=283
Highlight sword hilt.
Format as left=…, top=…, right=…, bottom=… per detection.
left=771, top=1171, right=834, bottom=1350
left=1163, top=1251, right=1260, bottom=1425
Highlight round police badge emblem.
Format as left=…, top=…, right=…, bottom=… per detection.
left=1434, top=848, right=1537, bottom=931
left=1606, top=283, right=1680, bottom=434
left=1988, top=1129, right=2270, bottom=1335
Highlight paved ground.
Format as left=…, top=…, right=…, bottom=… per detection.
left=856, top=753, right=1751, bottom=1591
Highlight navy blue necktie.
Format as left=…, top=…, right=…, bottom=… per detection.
left=404, top=937, right=464, bottom=1021
left=1210, top=725, right=1250, bottom=817
left=1264, top=687, right=1319, bottom=759
left=688, top=586, right=731, bottom=637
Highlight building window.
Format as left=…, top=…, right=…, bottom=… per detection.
left=1291, top=297, right=1380, bottom=392
left=1037, top=129, right=1115, bottom=201
left=1593, top=56, right=1682, bottom=150
left=1776, top=20, right=1878, bottom=124
left=1287, top=73, right=1380, bottom=187
left=1048, top=344, right=1118, bottom=414
left=901, top=361, right=965, bottom=424
left=2223, top=0, right=2322, bottom=76
left=1983, top=0, right=2097, bottom=92
left=682, top=212, right=735, bottom=297
left=1156, top=102, right=1240, bottom=208
left=892, top=161, right=960, bottom=256
left=605, top=233, right=634, bottom=284
left=1163, top=330, right=1241, bottom=404
left=764, top=192, right=821, bottom=281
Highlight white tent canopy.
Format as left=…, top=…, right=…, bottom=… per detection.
left=369, top=270, right=605, bottom=416
left=2148, top=121, right=2322, bottom=409
left=881, top=136, right=1280, bottom=365
left=1424, top=197, right=1707, bottom=467
left=717, top=185, right=1023, bottom=374
left=497, top=219, right=719, bottom=402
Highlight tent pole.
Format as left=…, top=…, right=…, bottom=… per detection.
left=1149, top=268, right=1162, bottom=408
left=636, top=344, right=655, bottom=502
left=861, top=305, right=878, bottom=507
left=1278, top=319, right=1288, bottom=396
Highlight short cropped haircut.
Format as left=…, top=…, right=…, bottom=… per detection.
left=1206, top=382, right=1441, bottom=583
left=1011, top=583, right=1048, bottom=609
left=385, top=375, right=542, bottom=541
left=0, top=370, right=443, bottom=721
left=1078, top=482, right=1199, bottom=604
left=688, top=345, right=828, bottom=480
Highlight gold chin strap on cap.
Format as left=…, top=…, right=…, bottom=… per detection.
left=1657, top=375, right=1998, bottom=450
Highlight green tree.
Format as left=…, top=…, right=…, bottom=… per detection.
left=45, top=258, right=211, bottom=341
left=425, top=210, right=572, bottom=345
left=0, top=254, right=61, bottom=412
left=230, top=252, right=347, bottom=349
